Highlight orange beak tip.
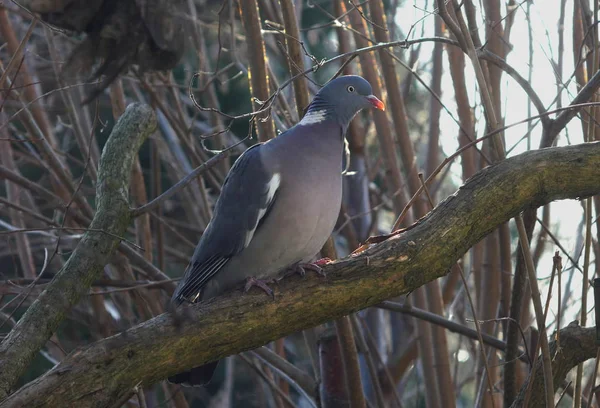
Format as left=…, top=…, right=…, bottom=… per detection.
left=366, top=95, right=385, bottom=111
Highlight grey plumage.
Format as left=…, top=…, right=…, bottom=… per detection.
left=171, top=142, right=278, bottom=303
left=169, top=75, right=384, bottom=386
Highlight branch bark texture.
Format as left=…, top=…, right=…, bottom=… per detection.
left=0, top=103, right=156, bottom=399
left=3, top=142, right=600, bottom=407
left=511, top=323, right=596, bottom=407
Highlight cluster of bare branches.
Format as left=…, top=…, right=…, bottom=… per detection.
left=2, top=0, right=600, bottom=407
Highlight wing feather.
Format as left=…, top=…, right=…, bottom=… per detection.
left=172, top=256, right=229, bottom=305
left=171, top=144, right=280, bottom=306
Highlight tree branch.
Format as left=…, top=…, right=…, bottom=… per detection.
left=0, top=103, right=156, bottom=399
left=130, top=150, right=230, bottom=218
left=239, top=0, right=276, bottom=141
left=511, top=323, right=596, bottom=408
left=3, top=142, right=600, bottom=407
left=544, top=68, right=600, bottom=146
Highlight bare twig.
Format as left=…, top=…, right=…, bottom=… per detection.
left=334, top=316, right=366, bottom=408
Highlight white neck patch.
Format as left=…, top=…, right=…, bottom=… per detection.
left=300, top=109, right=328, bottom=125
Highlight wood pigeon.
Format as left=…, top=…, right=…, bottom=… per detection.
left=169, top=75, right=384, bottom=386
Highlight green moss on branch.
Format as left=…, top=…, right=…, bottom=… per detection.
left=0, top=103, right=156, bottom=400
left=3, top=142, right=600, bottom=407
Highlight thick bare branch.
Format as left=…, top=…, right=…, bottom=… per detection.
left=0, top=104, right=156, bottom=399
left=3, top=142, right=600, bottom=407
left=511, top=323, right=596, bottom=408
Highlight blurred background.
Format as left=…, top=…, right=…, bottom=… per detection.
left=0, top=0, right=598, bottom=406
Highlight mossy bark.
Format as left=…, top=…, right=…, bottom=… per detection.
left=0, top=103, right=156, bottom=400
left=511, top=324, right=596, bottom=407
left=2, top=142, right=600, bottom=407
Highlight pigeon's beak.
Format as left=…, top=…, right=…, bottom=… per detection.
left=366, top=95, right=385, bottom=111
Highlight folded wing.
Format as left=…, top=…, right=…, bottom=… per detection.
left=171, top=144, right=280, bottom=306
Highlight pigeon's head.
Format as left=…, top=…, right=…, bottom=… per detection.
left=302, top=75, right=385, bottom=128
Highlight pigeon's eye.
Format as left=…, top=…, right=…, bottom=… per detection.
left=347, top=85, right=355, bottom=93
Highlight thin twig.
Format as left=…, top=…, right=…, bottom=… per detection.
left=515, top=217, right=555, bottom=406
left=350, top=315, right=386, bottom=408
left=334, top=316, right=366, bottom=408
left=251, top=347, right=317, bottom=401
left=418, top=173, right=496, bottom=405
left=239, top=354, right=299, bottom=408
left=523, top=252, right=562, bottom=405
left=131, top=151, right=231, bottom=218
left=391, top=101, right=600, bottom=231
left=135, top=384, right=148, bottom=408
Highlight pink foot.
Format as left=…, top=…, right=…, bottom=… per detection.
left=280, top=259, right=332, bottom=280
left=313, top=257, right=333, bottom=267
left=244, top=276, right=275, bottom=298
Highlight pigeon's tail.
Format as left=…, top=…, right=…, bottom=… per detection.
left=168, top=361, right=220, bottom=387
left=170, top=274, right=197, bottom=308
left=170, top=290, right=186, bottom=308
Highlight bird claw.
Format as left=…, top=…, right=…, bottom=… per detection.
left=313, top=257, right=333, bottom=267
left=280, top=259, right=331, bottom=281
left=301, top=258, right=332, bottom=277
left=244, top=276, right=276, bottom=299
left=297, top=263, right=324, bottom=277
